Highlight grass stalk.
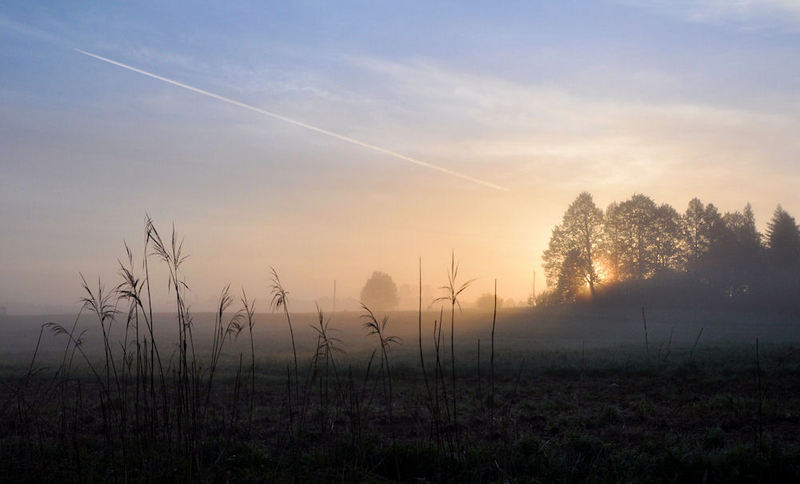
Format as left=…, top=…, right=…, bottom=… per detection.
left=490, top=279, right=497, bottom=418
left=270, top=268, right=299, bottom=401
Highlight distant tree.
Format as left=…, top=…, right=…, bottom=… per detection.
left=542, top=192, right=604, bottom=300
left=360, top=271, right=399, bottom=311
left=765, top=205, right=800, bottom=267
left=718, top=203, right=763, bottom=297
left=475, top=293, right=503, bottom=312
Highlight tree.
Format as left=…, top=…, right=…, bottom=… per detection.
left=542, top=192, right=604, bottom=301
left=765, top=205, right=800, bottom=267
left=718, top=203, right=762, bottom=297
left=360, top=271, right=399, bottom=311
left=683, top=198, right=728, bottom=272
left=723, top=203, right=761, bottom=257
left=652, top=203, right=685, bottom=273
left=554, top=248, right=590, bottom=301
left=604, top=194, right=663, bottom=280
left=683, top=198, right=708, bottom=266
left=475, top=293, right=504, bottom=312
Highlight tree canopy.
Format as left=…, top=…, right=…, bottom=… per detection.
left=542, top=193, right=800, bottom=307
left=360, top=271, right=399, bottom=311
left=542, top=192, right=604, bottom=301
left=766, top=205, right=800, bottom=267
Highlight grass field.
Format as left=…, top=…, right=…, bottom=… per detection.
left=2, top=304, right=800, bottom=482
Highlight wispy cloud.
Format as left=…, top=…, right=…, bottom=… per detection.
left=0, top=14, right=62, bottom=45
left=75, top=49, right=509, bottom=191
left=346, top=56, right=800, bottom=189
left=619, top=0, right=800, bottom=30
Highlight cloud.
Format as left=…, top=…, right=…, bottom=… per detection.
left=619, top=0, right=800, bottom=31
left=344, top=56, right=800, bottom=191
left=0, top=14, right=62, bottom=45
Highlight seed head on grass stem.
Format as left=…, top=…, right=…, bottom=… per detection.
left=361, top=303, right=400, bottom=425
left=240, top=289, right=257, bottom=426
left=207, top=284, right=245, bottom=408
left=269, top=267, right=299, bottom=402
left=311, top=305, right=345, bottom=433
left=79, top=274, right=121, bottom=409
left=434, top=251, right=474, bottom=442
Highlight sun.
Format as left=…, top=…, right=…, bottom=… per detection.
left=585, top=258, right=615, bottom=289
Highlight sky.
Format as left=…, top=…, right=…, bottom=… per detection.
left=1, top=1, right=800, bottom=314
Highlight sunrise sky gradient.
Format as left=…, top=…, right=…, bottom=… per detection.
left=2, top=1, right=800, bottom=313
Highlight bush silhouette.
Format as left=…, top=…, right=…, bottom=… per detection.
left=360, top=271, right=399, bottom=311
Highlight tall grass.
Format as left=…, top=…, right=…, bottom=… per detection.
left=490, top=279, right=497, bottom=419
left=361, top=303, right=400, bottom=424
left=269, top=268, right=298, bottom=399
left=8, top=219, right=270, bottom=478
left=311, top=304, right=344, bottom=433
left=435, top=251, right=474, bottom=443
left=205, top=285, right=243, bottom=410
left=5, top=218, right=783, bottom=482
left=240, top=290, right=257, bottom=426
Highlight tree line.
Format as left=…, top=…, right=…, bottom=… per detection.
left=542, top=192, right=800, bottom=309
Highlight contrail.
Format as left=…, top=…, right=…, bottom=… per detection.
left=75, top=49, right=509, bottom=191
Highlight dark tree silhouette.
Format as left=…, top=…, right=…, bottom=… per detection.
left=542, top=192, right=604, bottom=301
left=714, top=203, right=762, bottom=297
left=360, top=271, right=399, bottom=311
left=683, top=198, right=728, bottom=275
left=683, top=198, right=709, bottom=266
left=604, top=194, right=678, bottom=280
left=765, top=205, right=800, bottom=267
left=652, top=203, right=684, bottom=273
left=555, top=248, right=591, bottom=301
left=723, top=204, right=761, bottom=255
left=540, top=192, right=800, bottom=310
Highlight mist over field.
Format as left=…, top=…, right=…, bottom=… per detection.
left=3, top=1, right=800, bottom=482
left=3, top=306, right=800, bottom=364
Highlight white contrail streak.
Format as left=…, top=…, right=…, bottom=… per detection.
left=75, top=49, right=509, bottom=191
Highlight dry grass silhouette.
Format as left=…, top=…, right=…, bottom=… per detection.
left=2, top=218, right=800, bottom=482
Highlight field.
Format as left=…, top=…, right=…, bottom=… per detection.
left=2, top=305, right=800, bottom=482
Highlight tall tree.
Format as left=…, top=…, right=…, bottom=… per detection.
left=652, top=203, right=685, bottom=272
left=542, top=192, right=604, bottom=300
left=683, top=198, right=708, bottom=266
left=719, top=203, right=762, bottom=297
left=724, top=203, right=761, bottom=254
left=603, top=194, right=665, bottom=280
left=554, top=248, right=588, bottom=302
left=765, top=205, right=800, bottom=267
left=682, top=198, right=728, bottom=277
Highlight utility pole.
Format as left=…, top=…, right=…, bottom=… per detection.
left=333, top=279, right=337, bottom=313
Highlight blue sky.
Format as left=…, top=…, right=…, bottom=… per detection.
left=2, top=1, right=800, bottom=313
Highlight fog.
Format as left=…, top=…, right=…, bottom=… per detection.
left=3, top=3, right=800, bottom=314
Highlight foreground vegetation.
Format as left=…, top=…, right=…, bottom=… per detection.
left=2, top=218, right=800, bottom=482
left=4, top=342, right=800, bottom=482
